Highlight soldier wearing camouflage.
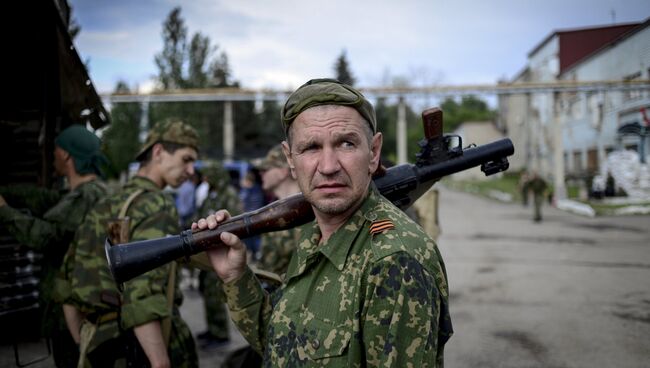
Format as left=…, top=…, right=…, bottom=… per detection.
left=194, top=164, right=242, bottom=347
left=0, top=124, right=107, bottom=367
left=57, top=120, right=200, bottom=367
left=196, top=79, right=453, bottom=367
left=256, top=144, right=302, bottom=277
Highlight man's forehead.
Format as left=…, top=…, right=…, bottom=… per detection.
left=176, top=146, right=198, bottom=160
left=294, top=105, right=366, bottom=129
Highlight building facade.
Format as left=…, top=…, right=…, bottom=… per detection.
left=499, top=19, right=650, bottom=198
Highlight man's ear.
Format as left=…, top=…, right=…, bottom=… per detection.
left=151, top=143, right=164, bottom=163
left=281, top=141, right=296, bottom=179
left=369, top=133, right=383, bottom=174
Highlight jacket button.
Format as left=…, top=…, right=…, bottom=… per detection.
left=311, top=339, right=320, bottom=350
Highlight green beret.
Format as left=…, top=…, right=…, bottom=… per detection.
left=136, top=120, right=199, bottom=160
left=55, top=124, right=107, bottom=176
left=281, top=78, right=376, bottom=134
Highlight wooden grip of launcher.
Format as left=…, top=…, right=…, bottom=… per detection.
left=421, top=107, right=443, bottom=139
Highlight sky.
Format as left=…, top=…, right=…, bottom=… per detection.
left=69, top=0, right=650, bottom=94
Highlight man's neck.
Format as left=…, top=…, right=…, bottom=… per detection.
left=137, top=166, right=164, bottom=188
left=314, top=198, right=365, bottom=244
left=67, top=172, right=97, bottom=190
left=314, top=182, right=373, bottom=243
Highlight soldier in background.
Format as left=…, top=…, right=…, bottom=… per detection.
left=256, top=144, right=301, bottom=277
left=0, top=124, right=107, bottom=367
left=194, top=164, right=242, bottom=350
left=527, top=171, right=549, bottom=222
left=57, top=120, right=199, bottom=367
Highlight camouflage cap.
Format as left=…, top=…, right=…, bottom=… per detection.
left=255, top=144, right=288, bottom=170
left=202, top=163, right=230, bottom=190
left=136, top=120, right=199, bottom=160
left=281, top=78, right=376, bottom=134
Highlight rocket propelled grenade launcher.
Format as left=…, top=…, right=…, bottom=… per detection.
left=106, top=108, right=514, bottom=284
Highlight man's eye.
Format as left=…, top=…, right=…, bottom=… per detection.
left=341, top=141, right=355, bottom=148
left=301, top=144, right=318, bottom=152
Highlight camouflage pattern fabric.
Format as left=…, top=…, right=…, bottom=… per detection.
left=0, top=179, right=107, bottom=367
left=194, top=170, right=242, bottom=340
left=136, top=119, right=200, bottom=160
left=527, top=177, right=548, bottom=221
left=258, top=228, right=300, bottom=278
left=57, top=176, right=198, bottom=367
left=223, top=185, right=453, bottom=367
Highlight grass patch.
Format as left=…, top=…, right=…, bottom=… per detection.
left=442, top=172, right=522, bottom=202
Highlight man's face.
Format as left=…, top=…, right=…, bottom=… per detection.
left=159, top=147, right=198, bottom=188
left=283, top=105, right=382, bottom=219
left=53, top=146, right=69, bottom=176
left=261, top=166, right=288, bottom=192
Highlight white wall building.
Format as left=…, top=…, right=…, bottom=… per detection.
left=500, top=19, right=650, bottom=199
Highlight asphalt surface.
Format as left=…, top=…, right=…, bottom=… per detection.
left=2, top=186, right=649, bottom=367
left=437, top=187, right=650, bottom=368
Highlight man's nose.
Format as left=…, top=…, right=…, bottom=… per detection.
left=187, top=164, right=195, bottom=176
left=318, top=147, right=341, bottom=175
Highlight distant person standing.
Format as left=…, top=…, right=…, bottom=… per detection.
left=194, top=164, right=242, bottom=350
left=256, top=144, right=302, bottom=277
left=194, top=169, right=210, bottom=209
left=176, top=173, right=198, bottom=228
left=528, top=172, right=548, bottom=222
left=0, top=124, right=107, bottom=367
left=239, top=170, right=265, bottom=259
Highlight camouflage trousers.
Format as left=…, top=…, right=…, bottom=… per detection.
left=198, top=270, right=229, bottom=339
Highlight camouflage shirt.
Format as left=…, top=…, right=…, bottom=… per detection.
left=57, top=176, right=197, bottom=365
left=258, top=228, right=300, bottom=277
left=223, top=186, right=453, bottom=367
left=195, top=185, right=242, bottom=220
left=0, top=180, right=107, bottom=305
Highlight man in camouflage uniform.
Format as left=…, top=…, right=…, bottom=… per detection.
left=527, top=171, right=549, bottom=222
left=256, top=144, right=301, bottom=277
left=195, top=79, right=453, bottom=367
left=193, top=164, right=242, bottom=349
left=0, top=124, right=107, bottom=367
left=57, top=120, right=199, bottom=367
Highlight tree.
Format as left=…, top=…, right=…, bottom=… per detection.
left=333, top=49, right=356, bottom=86
left=102, top=81, right=142, bottom=179
left=188, top=32, right=212, bottom=88
left=440, top=95, right=496, bottom=133
left=210, top=51, right=235, bottom=88
left=154, top=7, right=187, bottom=90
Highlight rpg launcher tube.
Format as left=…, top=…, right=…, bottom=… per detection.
left=107, top=137, right=514, bottom=284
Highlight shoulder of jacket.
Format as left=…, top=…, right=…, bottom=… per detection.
left=367, top=198, right=431, bottom=261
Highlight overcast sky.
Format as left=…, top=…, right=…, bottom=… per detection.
left=69, top=0, right=650, bottom=94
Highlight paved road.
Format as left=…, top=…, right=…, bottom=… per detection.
left=437, top=187, right=650, bottom=368
left=3, top=186, right=649, bottom=367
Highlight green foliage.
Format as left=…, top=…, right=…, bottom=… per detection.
left=154, top=7, right=187, bottom=89
left=333, top=50, right=356, bottom=86
left=150, top=6, right=269, bottom=159
left=102, top=81, right=141, bottom=178
left=188, top=32, right=212, bottom=88
left=439, top=95, right=496, bottom=133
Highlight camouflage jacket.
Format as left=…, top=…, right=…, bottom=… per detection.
left=223, top=186, right=453, bottom=367
left=258, top=228, right=300, bottom=277
left=0, top=180, right=107, bottom=304
left=194, top=185, right=242, bottom=220
left=57, top=176, right=185, bottom=347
